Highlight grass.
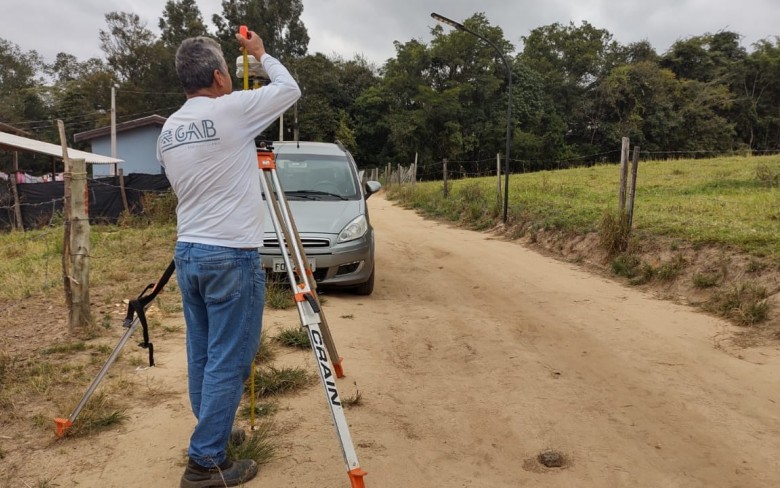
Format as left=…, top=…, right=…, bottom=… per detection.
left=0, top=223, right=178, bottom=301
left=707, top=283, right=770, bottom=325
left=240, top=401, right=278, bottom=419
left=255, top=332, right=276, bottom=364
left=63, top=391, right=127, bottom=437
left=275, top=326, right=311, bottom=349
left=226, top=420, right=277, bottom=466
left=265, top=280, right=296, bottom=309
left=250, top=366, right=313, bottom=398
left=387, top=155, right=780, bottom=261
left=341, top=382, right=363, bottom=409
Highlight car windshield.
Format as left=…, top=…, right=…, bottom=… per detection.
left=272, top=154, right=358, bottom=200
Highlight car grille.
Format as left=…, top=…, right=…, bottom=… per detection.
left=263, top=237, right=330, bottom=248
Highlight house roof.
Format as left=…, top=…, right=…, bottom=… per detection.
left=0, top=131, right=123, bottom=165
left=0, top=121, right=32, bottom=137
left=73, top=114, right=167, bottom=143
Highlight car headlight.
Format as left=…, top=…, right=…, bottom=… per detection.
left=337, top=215, right=368, bottom=243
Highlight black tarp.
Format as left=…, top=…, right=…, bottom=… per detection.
left=0, top=173, right=171, bottom=230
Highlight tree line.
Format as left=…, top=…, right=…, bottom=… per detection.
left=1, top=0, right=778, bottom=177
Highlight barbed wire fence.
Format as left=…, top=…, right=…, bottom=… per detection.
left=0, top=174, right=172, bottom=232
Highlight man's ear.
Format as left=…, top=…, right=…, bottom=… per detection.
left=214, top=69, right=227, bottom=88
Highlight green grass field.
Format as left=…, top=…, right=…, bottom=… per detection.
left=386, top=155, right=780, bottom=261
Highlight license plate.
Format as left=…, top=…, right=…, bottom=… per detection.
left=272, top=258, right=316, bottom=272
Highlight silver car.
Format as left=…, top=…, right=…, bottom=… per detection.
left=260, top=141, right=381, bottom=295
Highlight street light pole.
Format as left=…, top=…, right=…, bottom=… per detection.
left=431, top=12, right=513, bottom=222
left=111, top=84, right=118, bottom=176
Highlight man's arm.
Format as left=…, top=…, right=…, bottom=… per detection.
left=234, top=29, right=301, bottom=133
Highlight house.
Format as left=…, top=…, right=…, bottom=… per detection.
left=74, top=115, right=166, bottom=176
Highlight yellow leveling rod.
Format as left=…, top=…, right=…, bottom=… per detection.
left=238, top=25, right=257, bottom=432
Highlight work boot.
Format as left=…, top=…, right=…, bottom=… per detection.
left=180, top=458, right=258, bottom=488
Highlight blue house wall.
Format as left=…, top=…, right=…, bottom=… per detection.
left=90, top=125, right=163, bottom=176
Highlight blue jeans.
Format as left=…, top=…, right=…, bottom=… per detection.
left=174, top=242, right=265, bottom=467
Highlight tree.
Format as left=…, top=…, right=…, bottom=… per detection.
left=159, top=0, right=210, bottom=49
left=99, top=12, right=158, bottom=83
left=734, top=38, right=780, bottom=150
left=100, top=11, right=184, bottom=124
left=520, top=21, right=618, bottom=153
left=596, top=61, right=681, bottom=151
left=0, top=38, right=46, bottom=124
left=212, top=0, right=309, bottom=67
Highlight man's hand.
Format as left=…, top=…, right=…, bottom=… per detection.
left=235, top=29, right=266, bottom=60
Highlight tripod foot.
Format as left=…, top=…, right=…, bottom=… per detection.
left=348, top=467, right=367, bottom=487
left=54, top=418, right=73, bottom=437
left=334, top=356, right=345, bottom=378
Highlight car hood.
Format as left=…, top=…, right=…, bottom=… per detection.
left=263, top=200, right=363, bottom=235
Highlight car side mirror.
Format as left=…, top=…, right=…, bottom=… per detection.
left=364, top=180, right=382, bottom=199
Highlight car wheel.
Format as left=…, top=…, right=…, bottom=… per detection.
left=352, top=267, right=374, bottom=296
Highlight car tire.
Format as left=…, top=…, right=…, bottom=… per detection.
left=352, top=267, right=375, bottom=296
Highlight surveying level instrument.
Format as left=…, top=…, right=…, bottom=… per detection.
left=239, top=25, right=366, bottom=487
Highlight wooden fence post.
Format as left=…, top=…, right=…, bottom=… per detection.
left=386, top=163, right=391, bottom=189
left=118, top=168, right=130, bottom=214
left=627, top=146, right=640, bottom=231
left=69, top=157, right=91, bottom=328
left=10, top=151, right=23, bottom=231
left=619, top=137, right=630, bottom=212
left=412, top=152, right=418, bottom=188
left=443, top=158, right=449, bottom=197
left=57, top=120, right=73, bottom=320
left=58, top=120, right=91, bottom=328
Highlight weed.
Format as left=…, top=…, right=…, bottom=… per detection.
left=255, top=332, right=276, bottom=364
left=64, top=392, right=127, bottom=437
left=755, top=163, right=780, bottom=187
left=141, top=191, right=178, bottom=225
left=599, top=209, right=631, bottom=256
left=265, top=281, right=295, bottom=310
left=227, top=420, right=277, bottom=466
left=692, top=272, right=720, bottom=288
left=707, top=283, right=770, bottom=325
left=746, top=259, right=766, bottom=273
left=250, top=366, right=313, bottom=397
left=41, top=342, right=87, bottom=355
left=0, top=353, right=9, bottom=382
left=341, top=383, right=363, bottom=408
left=340, top=314, right=354, bottom=319
left=655, top=255, right=686, bottom=281
left=240, top=401, right=278, bottom=419
left=127, top=355, right=146, bottom=367
left=612, top=254, right=641, bottom=278
left=275, top=326, right=310, bottom=349
left=628, top=263, right=655, bottom=286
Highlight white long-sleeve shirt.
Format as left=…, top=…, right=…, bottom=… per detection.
left=157, top=53, right=301, bottom=248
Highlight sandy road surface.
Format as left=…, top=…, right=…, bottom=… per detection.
left=34, top=195, right=780, bottom=488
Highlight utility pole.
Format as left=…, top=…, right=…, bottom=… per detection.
left=111, top=84, right=118, bottom=176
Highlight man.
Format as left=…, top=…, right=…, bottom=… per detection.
left=157, top=29, right=300, bottom=487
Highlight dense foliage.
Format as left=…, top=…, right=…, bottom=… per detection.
left=1, top=1, right=779, bottom=175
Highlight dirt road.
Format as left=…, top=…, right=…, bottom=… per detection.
left=44, top=195, right=780, bottom=487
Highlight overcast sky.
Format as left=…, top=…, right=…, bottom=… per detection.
left=2, top=0, right=778, bottom=67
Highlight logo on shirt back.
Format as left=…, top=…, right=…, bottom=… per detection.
left=159, top=120, right=219, bottom=153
